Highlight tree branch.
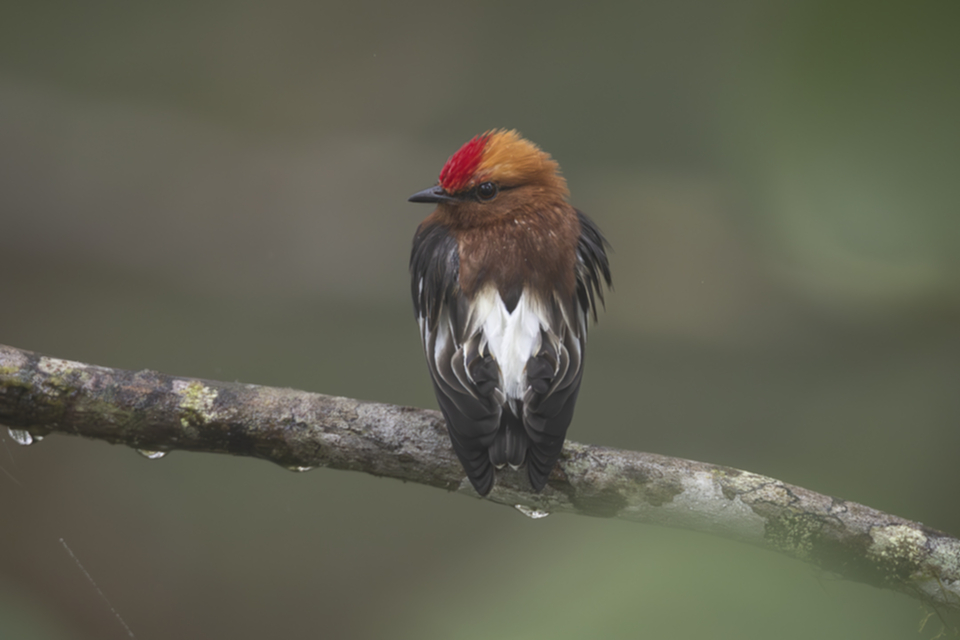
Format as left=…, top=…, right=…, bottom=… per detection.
left=1, top=343, right=958, bottom=611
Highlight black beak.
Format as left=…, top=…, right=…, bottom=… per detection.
left=408, top=185, right=457, bottom=204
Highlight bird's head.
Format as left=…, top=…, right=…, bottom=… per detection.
left=408, top=130, right=569, bottom=227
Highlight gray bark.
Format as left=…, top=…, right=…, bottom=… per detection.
left=1, top=343, right=958, bottom=612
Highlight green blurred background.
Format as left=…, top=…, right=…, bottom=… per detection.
left=1, top=1, right=958, bottom=638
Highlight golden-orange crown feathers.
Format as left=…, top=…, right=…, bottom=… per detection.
left=438, top=129, right=568, bottom=197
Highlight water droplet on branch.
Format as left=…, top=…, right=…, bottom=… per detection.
left=8, top=428, right=34, bottom=446
left=136, top=449, right=167, bottom=460
left=514, top=504, right=550, bottom=519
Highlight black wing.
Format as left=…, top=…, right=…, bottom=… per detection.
left=574, top=210, right=613, bottom=323
left=411, top=222, right=504, bottom=495
left=521, top=210, right=612, bottom=490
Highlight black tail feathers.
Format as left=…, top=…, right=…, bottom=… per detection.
left=463, top=409, right=563, bottom=496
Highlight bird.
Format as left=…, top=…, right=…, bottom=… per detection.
left=408, top=129, right=611, bottom=496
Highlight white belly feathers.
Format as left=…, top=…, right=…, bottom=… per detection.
left=469, top=286, right=546, bottom=401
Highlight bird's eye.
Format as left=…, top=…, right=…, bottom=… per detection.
left=476, top=181, right=498, bottom=201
